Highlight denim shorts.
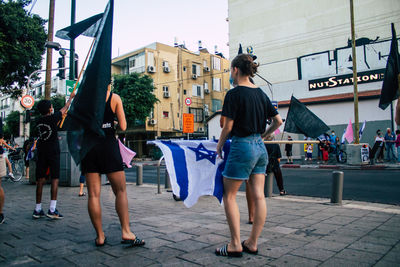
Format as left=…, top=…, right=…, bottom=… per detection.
left=223, top=134, right=268, bottom=180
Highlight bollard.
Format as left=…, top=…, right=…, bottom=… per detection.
left=264, top=173, right=274, bottom=198
left=136, top=164, right=143, bottom=185
left=331, top=171, right=344, bottom=204
left=156, top=156, right=164, bottom=194
left=165, top=170, right=171, bottom=189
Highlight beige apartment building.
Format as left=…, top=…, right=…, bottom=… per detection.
left=112, top=42, right=230, bottom=157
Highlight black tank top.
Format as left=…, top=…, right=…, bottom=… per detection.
left=102, top=92, right=115, bottom=137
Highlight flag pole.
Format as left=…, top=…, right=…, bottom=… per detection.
left=59, top=38, right=96, bottom=128
left=350, top=0, right=360, bottom=144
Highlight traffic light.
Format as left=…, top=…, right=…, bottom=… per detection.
left=57, top=56, right=65, bottom=80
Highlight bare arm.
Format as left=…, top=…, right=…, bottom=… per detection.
left=114, top=94, right=127, bottom=131
left=262, top=114, right=283, bottom=139
left=216, top=117, right=234, bottom=159
left=60, top=92, right=75, bottom=115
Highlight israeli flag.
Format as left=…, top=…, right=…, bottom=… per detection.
left=148, top=140, right=230, bottom=208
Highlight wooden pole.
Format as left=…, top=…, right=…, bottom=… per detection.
left=44, top=0, right=55, bottom=100
left=350, top=0, right=360, bottom=144
left=59, top=38, right=96, bottom=128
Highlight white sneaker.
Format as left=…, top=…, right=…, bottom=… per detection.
left=8, top=173, right=14, bottom=179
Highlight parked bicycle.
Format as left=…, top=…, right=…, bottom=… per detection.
left=336, top=149, right=347, bottom=163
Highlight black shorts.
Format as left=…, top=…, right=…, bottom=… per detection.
left=81, top=137, right=123, bottom=174
left=286, top=151, right=292, bottom=157
left=36, top=148, right=60, bottom=180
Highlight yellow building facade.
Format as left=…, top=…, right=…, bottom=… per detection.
left=111, top=42, right=230, bottom=157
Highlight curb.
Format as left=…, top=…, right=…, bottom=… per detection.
left=281, top=164, right=400, bottom=170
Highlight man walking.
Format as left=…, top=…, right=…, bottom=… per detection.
left=384, top=128, right=397, bottom=162
left=33, top=94, right=74, bottom=219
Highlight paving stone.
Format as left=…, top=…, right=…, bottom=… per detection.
left=269, top=254, right=321, bottom=267
left=138, top=246, right=185, bottom=261
left=3, top=256, right=40, bottom=266
left=303, top=239, right=349, bottom=252
left=166, top=239, right=209, bottom=252
left=103, top=253, right=156, bottom=266
left=192, top=233, right=229, bottom=244
left=158, top=232, right=198, bottom=242
left=334, top=248, right=382, bottom=265
left=258, top=242, right=294, bottom=258
left=66, top=250, right=115, bottom=265
left=373, top=260, right=400, bottom=267
left=148, top=257, right=200, bottom=267
left=289, top=247, right=336, bottom=261
left=380, top=250, right=400, bottom=263
left=348, top=240, right=392, bottom=254
left=142, top=237, right=174, bottom=249
left=319, top=257, right=371, bottom=267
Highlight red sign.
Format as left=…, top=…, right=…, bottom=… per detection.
left=185, top=97, right=192, bottom=106
left=21, top=95, right=34, bottom=109
left=182, top=113, right=194, bottom=133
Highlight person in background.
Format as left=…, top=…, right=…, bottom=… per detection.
left=285, top=136, right=293, bottom=164
left=23, top=137, right=34, bottom=179
left=330, top=130, right=337, bottom=154
left=371, top=129, right=385, bottom=163
left=79, top=172, right=86, bottom=197
left=306, top=143, right=313, bottom=162
left=0, top=135, right=8, bottom=224
left=265, top=136, right=287, bottom=196
left=395, top=129, right=400, bottom=164
left=384, top=128, right=397, bottom=162
left=334, top=136, right=341, bottom=162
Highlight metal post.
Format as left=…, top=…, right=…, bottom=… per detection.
left=69, top=0, right=76, bottom=80
left=165, top=170, right=171, bottom=189
left=136, top=164, right=143, bottom=185
left=264, top=173, right=274, bottom=198
left=331, top=171, right=344, bottom=204
left=157, top=156, right=164, bottom=194
left=44, top=0, right=55, bottom=100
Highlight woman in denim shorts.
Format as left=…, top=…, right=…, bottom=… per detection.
left=215, top=54, right=283, bottom=257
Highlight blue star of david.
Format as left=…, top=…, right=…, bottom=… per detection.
left=188, top=143, right=217, bottom=165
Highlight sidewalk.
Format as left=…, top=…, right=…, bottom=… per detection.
left=1, top=180, right=400, bottom=266
left=280, top=159, right=400, bottom=171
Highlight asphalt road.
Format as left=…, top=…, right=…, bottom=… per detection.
left=125, top=166, right=400, bottom=205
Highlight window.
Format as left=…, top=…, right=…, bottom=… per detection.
left=203, top=60, right=208, bottom=68
left=192, top=64, right=201, bottom=76
left=192, top=84, right=202, bottom=97
left=147, top=52, right=155, bottom=67
left=129, top=52, right=145, bottom=73
left=212, top=78, right=221, bottom=91
left=183, top=89, right=187, bottom=95
left=129, top=59, right=135, bottom=68
left=189, top=108, right=203, bottom=122
left=212, top=99, right=222, bottom=112
left=162, top=61, right=169, bottom=67
left=212, top=56, right=221, bottom=70
left=183, top=66, right=186, bottom=72
left=163, top=111, right=169, bottom=118
left=163, top=86, right=169, bottom=92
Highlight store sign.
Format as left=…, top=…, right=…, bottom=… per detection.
left=66, top=80, right=80, bottom=96
left=308, top=69, right=385, bottom=90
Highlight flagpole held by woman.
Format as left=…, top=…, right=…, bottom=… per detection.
left=215, top=54, right=282, bottom=257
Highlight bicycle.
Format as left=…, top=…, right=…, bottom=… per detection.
left=6, top=148, right=25, bottom=182
left=336, top=149, right=347, bottom=164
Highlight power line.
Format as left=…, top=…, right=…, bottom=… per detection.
left=28, top=0, right=38, bottom=15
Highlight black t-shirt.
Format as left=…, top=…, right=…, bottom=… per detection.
left=285, top=143, right=292, bottom=152
left=36, top=111, right=62, bottom=151
left=221, top=86, right=278, bottom=137
left=265, top=143, right=282, bottom=159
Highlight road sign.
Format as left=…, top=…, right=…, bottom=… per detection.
left=185, top=97, right=192, bottom=106
left=183, top=113, right=194, bottom=133
left=20, top=95, right=34, bottom=109
left=66, top=80, right=80, bottom=96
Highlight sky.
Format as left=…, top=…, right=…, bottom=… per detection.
left=28, top=0, right=229, bottom=81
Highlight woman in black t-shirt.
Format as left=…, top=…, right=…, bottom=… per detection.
left=215, top=54, right=283, bottom=257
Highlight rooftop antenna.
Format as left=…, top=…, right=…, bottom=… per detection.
left=198, top=40, right=203, bottom=50
left=214, top=45, right=218, bottom=54
left=174, top=37, right=178, bottom=47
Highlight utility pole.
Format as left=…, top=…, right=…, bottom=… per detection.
left=44, top=0, right=55, bottom=100
left=69, top=0, right=76, bottom=80
left=350, top=0, right=360, bottom=144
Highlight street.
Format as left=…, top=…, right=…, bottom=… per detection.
left=125, top=166, right=400, bottom=205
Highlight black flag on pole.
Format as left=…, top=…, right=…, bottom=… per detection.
left=379, top=23, right=400, bottom=110
left=238, top=43, right=243, bottom=54
left=57, top=0, right=113, bottom=164
left=284, top=96, right=330, bottom=138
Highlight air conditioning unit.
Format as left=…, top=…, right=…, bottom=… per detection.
left=192, top=74, right=197, bottom=79
left=204, top=66, right=210, bottom=72
left=163, top=91, right=170, bottom=98
left=198, top=127, right=204, bottom=132
left=163, top=66, right=170, bottom=73
left=147, top=65, right=156, bottom=73
left=204, top=88, right=210, bottom=94
left=149, top=119, right=157, bottom=125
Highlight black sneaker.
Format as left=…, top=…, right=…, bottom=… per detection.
left=32, top=209, right=45, bottom=219
left=46, top=209, right=63, bottom=219
left=0, top=213, right=4, bottom=224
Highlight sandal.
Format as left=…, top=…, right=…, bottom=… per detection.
left=79, top=193, right=86, bottom=197
left=95, top=237, right=106, bottom=247
left=215, top=244, right=243, bottom=257
left=280, top=190, right=287, bottom=196
left=242, top=240, right=258, bottom=255
left=121, top=237, right=145, bottom=247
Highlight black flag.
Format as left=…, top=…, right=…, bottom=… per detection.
left=238, top=43, right=243, bottom=54
left=58, top=0, right=113, bottom=164
left=284, top=96, right=330, bottom=138
left=379, top=23, right=400, bottom=110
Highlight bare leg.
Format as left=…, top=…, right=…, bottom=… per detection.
left=5, top=158, right=12, bottom=174
left=0, top=180, right=4, bottom=214
left=36, top=177, right=46, bottom=204
left=245, top=181, right=255, bottom=223
left=244, top=173, right=266, bottom=251
left=25, top=167, right=29, bottom=179
left=222, top=177, right=243, bottom=252
left=86, top=172, right=105, bottom=244
left=50, top=178, right=58, bottom=200
left=107, top=171, right=136, bottom=240
left=79, top=183, right=84, bottom=195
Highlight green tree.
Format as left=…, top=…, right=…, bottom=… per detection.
left=112, top=73, right=159, bottom=128
left=4, top=111, right=20, bottom=138
left=0, top=0, right=47, bottom=96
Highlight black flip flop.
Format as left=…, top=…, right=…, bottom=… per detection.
left=121, top=237, right=145, bottom=247
left=215, top=244, right=243, bottom=257
left=95, top=237, right=106, bottom=247
left=242, top=240, right=258, bottom=255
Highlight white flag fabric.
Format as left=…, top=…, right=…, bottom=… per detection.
left=359, top=120, right=366, bottom=140
left=148, top=140, right=230, bottom=208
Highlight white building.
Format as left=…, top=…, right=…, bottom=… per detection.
left=228, top=0, right=400, bottom=157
